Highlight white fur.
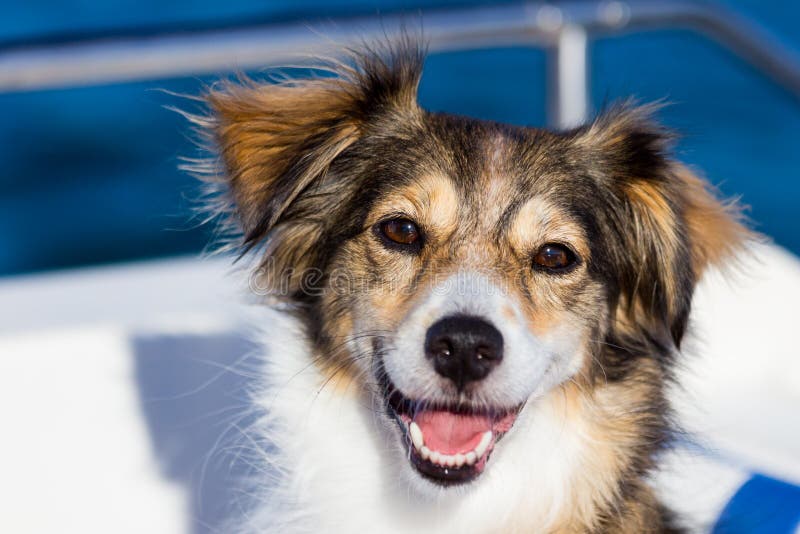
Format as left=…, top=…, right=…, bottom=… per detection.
left=386, top=271, right=583, bottom=410
left=240, top=283, right=594, bottom=533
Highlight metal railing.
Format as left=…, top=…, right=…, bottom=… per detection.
left=1, top=1, right=799, bottom=128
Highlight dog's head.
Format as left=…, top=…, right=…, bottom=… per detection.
left=204, top=41, right=746, bottom=491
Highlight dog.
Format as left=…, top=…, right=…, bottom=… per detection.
left=192, top=38, right=748, bottom=533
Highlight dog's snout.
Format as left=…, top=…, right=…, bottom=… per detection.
left=424, top=315, right=504, bottom=390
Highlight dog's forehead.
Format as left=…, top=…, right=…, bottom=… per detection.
left=371, top=113, right=587, bottom=231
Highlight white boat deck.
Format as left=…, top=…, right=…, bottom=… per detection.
left=0, top=242, right=798, bottom=533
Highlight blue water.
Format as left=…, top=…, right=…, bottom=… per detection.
left=1, top=1, right=799, bottom=276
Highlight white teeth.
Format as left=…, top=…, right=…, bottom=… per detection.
left=474, top=431, right=493, bottom=458
left=408, top=424, right=494, bottom=468
left=409, top=422, right=424, bottom=451
left=420, top=446, right=431, bottom=461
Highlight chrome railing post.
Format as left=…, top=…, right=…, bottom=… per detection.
left=548, top=23, right=590, bottom=129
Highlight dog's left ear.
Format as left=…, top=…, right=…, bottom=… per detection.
left=578, top=105, right=751, bottom=347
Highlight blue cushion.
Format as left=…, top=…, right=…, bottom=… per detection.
left=713, top=475, right=800, bottom=533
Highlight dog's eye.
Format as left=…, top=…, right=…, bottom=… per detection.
left=532, top=243, right=577, bottom=272
left=379, top=218, right=421, bottom=247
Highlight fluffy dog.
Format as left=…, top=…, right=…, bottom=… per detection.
left=193, top=39, right=747, bottom=533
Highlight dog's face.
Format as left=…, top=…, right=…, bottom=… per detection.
left=318, top=118, right=613, bottom=486
left=205, top=43, right=744, bottom=492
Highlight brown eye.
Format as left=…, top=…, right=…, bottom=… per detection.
left=533, top=243, right=577, bottom=272
left=379, top=218, right=421, bottom=247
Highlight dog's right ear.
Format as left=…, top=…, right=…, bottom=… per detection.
left=199, top=40, right=424, bottom=297
left=207, top=42, right=424, bottom=246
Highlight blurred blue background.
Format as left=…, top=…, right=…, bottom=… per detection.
left=1, top=0, right=799, bottom=277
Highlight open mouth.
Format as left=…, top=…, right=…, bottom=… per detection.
left=386, top=387, right=522, bottom=485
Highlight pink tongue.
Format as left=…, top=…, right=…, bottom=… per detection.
left=414, top=411, right=492, bottom=454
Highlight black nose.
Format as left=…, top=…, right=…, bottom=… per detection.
left=424, top=315, right=504, bottom=390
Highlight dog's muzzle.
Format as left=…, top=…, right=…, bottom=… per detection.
left=385, top=314, right=522, bottom=486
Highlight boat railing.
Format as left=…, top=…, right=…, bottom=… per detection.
left=1, top=1, right=799, bottom=127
